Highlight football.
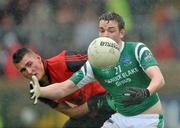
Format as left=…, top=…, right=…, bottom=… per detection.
left=88, top=37, right=120, bottom=69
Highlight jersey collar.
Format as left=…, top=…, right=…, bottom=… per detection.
left=119, top=41, right=125, bottom=52
left=39, top=58, right=52, bottom=86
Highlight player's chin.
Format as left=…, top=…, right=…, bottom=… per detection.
left=24, top=75, right=31, bottom=80
left=28, top=74, right=38, bottom=80
left=34, top=74, right=43, bottom=81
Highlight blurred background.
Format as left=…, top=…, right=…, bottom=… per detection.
left=0, top=0, right=179, bottom=128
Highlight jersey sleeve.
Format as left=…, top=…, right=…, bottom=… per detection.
left=65, top=50, right=88, bottom=72
left=69, top=61, right=96, bottom=88
left=135, top=43, right=158, bottom=70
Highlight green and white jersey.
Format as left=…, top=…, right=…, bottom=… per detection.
left=70, top=41, right=159, bottom=116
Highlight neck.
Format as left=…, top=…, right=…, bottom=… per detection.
left=39, top=59, right=51, bottom=86
left=39, top=74, right=51, bottom=86
left=117, top=40, right=123, bottom=49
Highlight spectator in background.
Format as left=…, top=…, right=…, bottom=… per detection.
left=152, top=31, right=176, bottom=62
left=73, top=5, right=98, bottom=50
left=152, top=1, right=179, bottom=61
left=0, top=43, right=6, bottom=76
left=0, top=11, right=22, bottom=79
left=21, top=0, right=77, bottom=57
left=21, top=0, right=56, bottom=57
left=0, top=11, right=39, bottom=79
left=106, top=0, right=132, bottom=32
left=3, top=32, right=38, bottom=80
left=6, top=0, right=33, bottom=25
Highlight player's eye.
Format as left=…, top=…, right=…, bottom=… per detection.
left=27, top=62, right=32, bottom=67
left=20, top=68, right=26, bottom=73
left=99, top=28, right=105, bottom=33
left=108, top=28, right=116, bottom=33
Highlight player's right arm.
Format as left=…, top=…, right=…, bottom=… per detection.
left=55, top=102, right=90, bottom=118
left=38, top=80, right=78, bottom=99
left=31, top=61, right=95, bottom=103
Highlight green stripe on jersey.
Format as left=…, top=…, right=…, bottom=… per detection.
left=157, top=114, right=164, bottom=128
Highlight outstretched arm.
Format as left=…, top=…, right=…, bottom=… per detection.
left=30, top=79, right=88, bottom=117
left=30, top=75, right=79, bottom=104
left=31, top=61, right=95, bottom=104
left=40, top=80, right=78, bottom=99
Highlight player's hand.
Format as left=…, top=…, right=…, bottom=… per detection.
left=30, top=75, right=41, bottom=104
left=122, top=87, right=150, bottom=107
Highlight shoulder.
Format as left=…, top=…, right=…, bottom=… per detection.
left=123, top=42, right=141, bottom=53
left=65, top=50, right=87, bottom=56
left=65, top=50, right=88, bottom=72
left=125, top=41, right=144, bottom=47
left=48, top=50, right=87, bottom=59
left=47, top=51, right=66, bottom=62
left=124, top=42, right=149, bottom=52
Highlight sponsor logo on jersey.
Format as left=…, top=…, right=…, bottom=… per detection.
left=104, top=67, right=139, bottom=87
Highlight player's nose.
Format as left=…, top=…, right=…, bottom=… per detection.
left=101, top=31, right=110, bottom=38
left=26, top=67, right=33, bottom=74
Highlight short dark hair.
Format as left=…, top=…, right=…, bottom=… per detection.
left=12, top=48, right=31, bottom=64
left=98, top=12, right=125, bottom=29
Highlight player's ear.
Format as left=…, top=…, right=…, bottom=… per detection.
left=36, top=54, right=42, bottom=61
left=119, top=29, right=125, bottom=39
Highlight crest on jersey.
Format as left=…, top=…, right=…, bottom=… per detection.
left=144, top=52, right=152, bottom=59
left=122, top=55, right=132, bottom=66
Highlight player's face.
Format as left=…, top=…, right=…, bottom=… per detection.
left=98, top=20, right=124, bottom=44
left=14, top=53, right=45, bottom=80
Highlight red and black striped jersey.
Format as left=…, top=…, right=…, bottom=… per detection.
left=44, top=50, right=106, bottom=105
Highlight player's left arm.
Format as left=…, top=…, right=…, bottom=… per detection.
left=58, top=92, right=112, bottom=118
left=122, top=43, right=165, bottom=106
left=54, top=93, right=111, bottom=118
left=122, top=66, right=165, bottom=106
left=56, top=102, right=89, bottom=118
left=136, top=42, right=165, bottom=94
left=38, top=98, right=90, bottom=118
left=145, top=65, right=165, bottom=95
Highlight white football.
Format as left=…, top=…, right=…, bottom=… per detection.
left=88, top=37, right=120, bottom=69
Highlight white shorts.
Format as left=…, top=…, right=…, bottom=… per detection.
left=101, top=112, right=164, bottom=128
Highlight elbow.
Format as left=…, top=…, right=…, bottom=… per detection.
left=53, top=82, right=74, bottom=99
left=51, top=86, right=67, bottom=99
left=48, top=80, right=76, bottom=100
left=68, top=113, right=80, bottom=118
left=160, top=76, right=165, bottom=88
